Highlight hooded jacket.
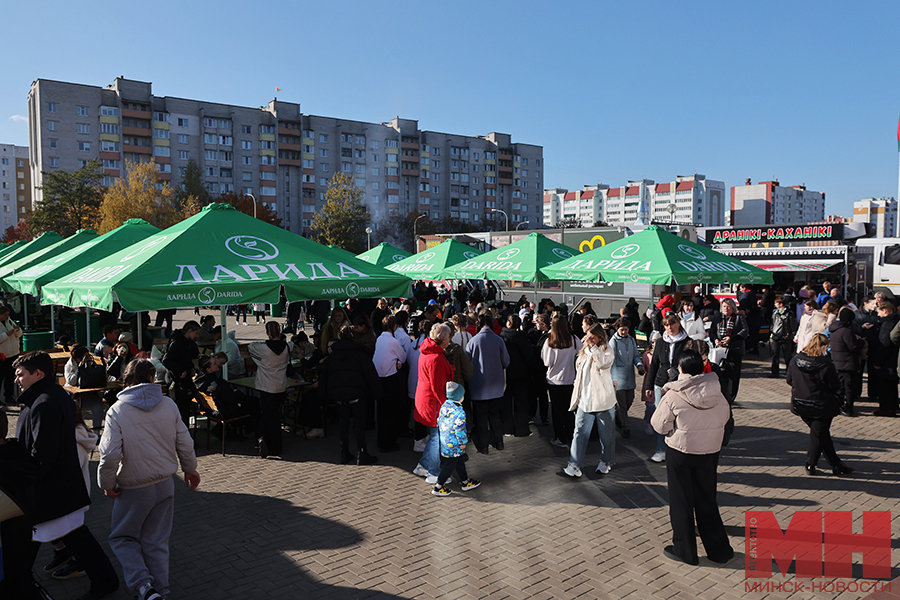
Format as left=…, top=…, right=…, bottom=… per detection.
left=651, top=296, right=676, bottom=334
left=786, top=353, right=841, bottom=419
left=414, top=337, right=454, bottom=427
left=162, top=329, right=198, bottom=379
left=438, top=394, right=468, bottom=458
left=828, top=319, right=863, bottom=372
left=651, top=371, right=730, bottom=455
left=318, top=338, right=383, bottom=405
left=444, top=341, right=473, bottom=386
left=646, top=334, right=691, bottom=388
left=794, top=309, right=828, bottom=353
left=16, top=377, right=91, bottom=523
left=248, top=339, right=292, bottom=393
left=569, top=345, right=616, bottom=413
left=98, top=383, right=197, bottom=491
left=609, top=332, right=642, bottom=391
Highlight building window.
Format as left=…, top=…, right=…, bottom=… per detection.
left=78, top=141, right=91, bottom=152
left=78, top=160, right=90, bottom=168
left=260, top=155, right=276, bottom=165
left=206, top=166, right=218, bottom=176
left=319, top=134, right=328, bottom=143
left=259, top=140, right=275, bottom=150
left=154, top=146, right=170, bottom=157
left=320, top=163, right=329, bottom=172
left=355, top=164, right=365, bottom=173
left=219, top=136, right=233, bottom=146
left=260, top=186, right=276, bottom=196
left=154, top=112, right=169, bottom=122
left=75, top=105, right=88, bottom=116
left=178, top=118, right=188, bottom=127
left=205, top=150, right=218, bottom=160
left=341, top=162, right=351, bottom=172
left=302, top=159, right=314, bottom=168
left=178, top=150, right=190, bottom=160
left=241, top=156, right=252, bottom=165
left=242, top=172, right=252, bottom=181
left=155, top=129, right=170, bottom=139
left=241, top=125, right=252, bottom=134
left=219, top=120, right=232, bottom=130
left=156, top=163, right=172, bottom=173
left=203, top=118, right=218, bottom=128
left=319, top=149, right=328, bottom=157
left=102, top=159, right=121, bottom=169
left=48, top=139, right=58, bottom=149
left=49, top=158, right=59, bottom=168
left=48, top=103, right=56, bottom=113
left=48, top=121, right=58, bottom=131
left=100, top=106, right=118, bottom=117
left=177, top=134, right=189, bottom=144
left=354, top=149, right=366, bottom=159
left=259, top=171, right=276, bottom=180
left=101, top=141, right=120, bottom=152
left=100, top=123, right=120, bottom=134
left=259, top=125, right=275, bottom=134
left=77, top=123, right=90, bottom=134
left=240, top=140, right=251, bottom=150
left=203, top=134, right=217, bottom=144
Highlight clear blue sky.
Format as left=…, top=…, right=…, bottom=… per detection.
left=2, top=0, right=898, bottom=219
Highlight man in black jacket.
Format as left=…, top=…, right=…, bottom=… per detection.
left=319, top=329, right=383, bottom=465
left=770, top=296, right=798, bottom=378
left=9, top=351, right=119, bottom=600
left=162, top=321, right=200, bottom=428
left=500, top=314, right=540, bottom=437
left=829, top=309, right=864, bottom=416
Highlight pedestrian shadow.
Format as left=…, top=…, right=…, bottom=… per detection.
left=38, top=489, right=412, bottom=600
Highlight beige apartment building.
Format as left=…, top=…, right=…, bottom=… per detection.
left=28, top=77, right=543, bottom=234
left=0, top=144, right=32, bottom=231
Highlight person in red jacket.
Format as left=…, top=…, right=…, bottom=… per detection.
left=412, top=323, right=455, bottom=484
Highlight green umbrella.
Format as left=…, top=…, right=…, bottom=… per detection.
left=327, top=245, right=360, bottom=263
left=439, top=232, right=577, bottom=282
left=357, top=242, right=412, bottom=267
left=0, top=232, right=63, bottom=271
left=539, top=225, right=773, bottom=285
left=6, top=219, right=161, bottom=297
left=42, top=203, right=411, bottom=311
left=0, top=240, right=26, bottom=262
left=387, top=239, right=482, bottom=279
left=0, top=229, right=99, bottom=290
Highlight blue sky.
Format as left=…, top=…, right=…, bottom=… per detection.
left=2, top=1, right=898, bottom=219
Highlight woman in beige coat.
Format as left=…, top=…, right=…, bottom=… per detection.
left=652, top=349, right=733, bottom=567
left=794, top=299, right=828, bottom=353
left=563, top=323, right=616, bottom=478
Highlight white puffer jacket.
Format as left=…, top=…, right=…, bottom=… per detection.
left=248, top=339, right=293, bottom=393
left=0, top=317, right=22, bottom=358
left=97, top=383, right=197, bottom=491
left=569, top=345, right=616, bottom=413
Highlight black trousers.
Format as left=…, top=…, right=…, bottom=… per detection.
left=437, top=455, right=469, bottom=486
left=615, top=389, right=635, bottom=432
left=260, top=391, right=285, bottom=456
left=770, top=339, right=794, bottom=376
left=1, top=519, right=118, bottom=598
left=666, top=447, right=733, bottom=563
left=472, top=397, right=504, bottom=452
left=548, top=384, right=575, bottom=444
left=801, top=415, right=840, bottom=467
left=377, top=372, right=403, bottom=449
left=338, top=399, right=368, bottom=453
left=721, top=355, right=743, bottom=403
left=530, top=380, right=549, bottom=423
left=874, top=368, right=899, bottom=413
left=503, top=381, right=532, bottom=437
left=0, top=356, right=15, bottom=401
left=837, top=370, right=859, bottom=411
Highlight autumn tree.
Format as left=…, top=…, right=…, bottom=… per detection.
left=311, top=173, right=370, bottom=253
left=215, top=191, right=282, bottom=227
left=1, top=218, right=34, bottom=243
left=98, top=160, right=182, bottom=233
left=30, top=159, right=102, bottom=235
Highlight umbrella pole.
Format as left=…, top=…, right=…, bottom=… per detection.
left=50, top=304, right=55, bottom=340
left=85, top=309, right=90, bottom=347
left=23, top=295, right=28, bottom=329
left=220, top=305, right=228, bottom=380
left=137, top=317, right=143, bottom=358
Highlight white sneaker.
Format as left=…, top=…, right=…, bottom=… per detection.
left=595, top=460, right=611, bottom=474
left=649, top=451, right=666, bottom=463
left=550, top=438, right=568, bottom=448
left=412, top=464, right=429, bottom=478
left=305, top=428, right=325, bottom=439
left=413, top=436, right=428, bottom=453
left=563, top=462, right=582, bottom=478
left=425, top=474, right=440, bottom=484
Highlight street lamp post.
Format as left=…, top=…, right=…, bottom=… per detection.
left=490, top=208, right=509, bottom=231
left=246, top=193, right=258, bottom=219
left=365, top=226, right=373, bottom=250
left=516, top=220, right=529, bottom=231
left=413, top=214, right=427, bottom=252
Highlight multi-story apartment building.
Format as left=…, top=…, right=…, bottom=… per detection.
left=852, top=197, right=897, bottom=238
left=730, top=179, right=825, bottom=226
left=0, top=144, right=32, bottom=231
left=28, top=77, right=543, bottom=234
left=543, top=174, right=725, bottom=228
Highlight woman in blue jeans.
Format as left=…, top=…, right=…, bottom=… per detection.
left=563, top=323, right=617, bottom=477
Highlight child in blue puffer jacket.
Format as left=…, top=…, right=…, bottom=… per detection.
left=433, top=382, right=481, bottom=496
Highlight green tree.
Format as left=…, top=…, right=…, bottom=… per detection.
left=555, top=216, right=583, bottom=229
left=98, top=160, right=182, bottom=233
left=216, top=191, right=282, bottom=227
left=311, top=173, right=370, bottom=253
left=176, top=158, right=211, bottom=206
left=30, top=159, right=103, bottom=235
left=373, top=210, right=433, bottom=253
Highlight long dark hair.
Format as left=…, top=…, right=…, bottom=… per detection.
left=547, top=316, right=573, bottom=349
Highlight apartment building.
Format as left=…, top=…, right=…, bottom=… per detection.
left=730, top=179, right=825, bottom=226
left=28, top=77, right=543, bottom=234
left=852, top=197, right=897, bottom=237
left=543, top=174, right=725, bottom=228
left=0, top=144, right=32, bottom=230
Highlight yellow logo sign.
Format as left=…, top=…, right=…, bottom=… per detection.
left=579, top=235, right=606, bottom=253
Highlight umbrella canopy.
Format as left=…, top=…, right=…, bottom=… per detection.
left=0, top=232, right=63, bottom=271
left=387, top=239, right=483, bottom=279
left=438, top=232, right=577, bottom=282
left=327, top=245, right=360, bottom=263
left=539, top=225, right=773, bottom=285
left=356, top=242, right=412, bottom=267
left=0, top=240, right=26, bottom=262
left=42, top=203, right=411, bottom=311
left=6, top=219, right=160, bottom=297
left=0, top=229, right=99, bottom=290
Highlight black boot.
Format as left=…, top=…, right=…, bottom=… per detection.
left=357, top=448, right=378, bottom=465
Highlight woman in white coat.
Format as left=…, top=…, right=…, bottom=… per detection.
left=564, top=323, right=617, bottom=477
left=678, top=298, right=706, bottom=341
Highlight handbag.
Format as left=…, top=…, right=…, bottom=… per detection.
left=709, top=346, right=728, bottom=366
left=77, top=359, right=108, bottom=389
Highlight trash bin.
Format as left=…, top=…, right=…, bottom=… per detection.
left=270, top=302, right=284, bottom=318
left=21, top=331, right=55, bottom=352
left=74, top=312, right=102, bottom=347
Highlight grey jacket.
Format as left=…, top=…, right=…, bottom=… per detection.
left=609, top=333, right=642, bottom=391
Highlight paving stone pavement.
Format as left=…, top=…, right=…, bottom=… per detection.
left=8, top=315, right=900, bottom=599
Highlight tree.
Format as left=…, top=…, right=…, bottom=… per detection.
left=1, top=219, right=34, bottom=243
left=176, top=158, right=212, bottom=207
left=215, top=191, right=282, bottom=227
left=311, top=173, right=370, bottom=253
left=593, top=219, right=609, bottom=227
left=373, top=210, right=432, bottom=253
left=555, top=216, right=583, bottom=229
left=97, top=160, right=182, bottom=233
left=30, top=159, right=103, bottom=235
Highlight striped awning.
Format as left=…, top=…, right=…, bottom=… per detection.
left=744, top=259, right=842, bottom=272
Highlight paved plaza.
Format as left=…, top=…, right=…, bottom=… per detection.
left=8, top=312, right=900, bottom=599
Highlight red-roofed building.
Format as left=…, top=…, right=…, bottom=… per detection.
left=730, top=179, right=825, bottom=226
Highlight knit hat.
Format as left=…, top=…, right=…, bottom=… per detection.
left=446, top=381, right=464, bottom=403
left=650, top=331, right=662, bottom=343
